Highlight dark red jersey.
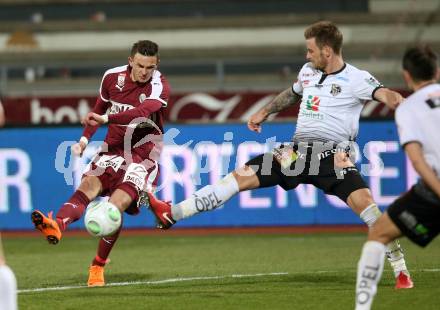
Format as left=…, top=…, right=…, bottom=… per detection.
left=83, top=65, right=170, bottom=162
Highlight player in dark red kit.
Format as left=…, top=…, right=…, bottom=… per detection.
left=31, top=40, right=170, bottom=286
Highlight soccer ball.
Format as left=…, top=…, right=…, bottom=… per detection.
left=84, top=201, right=122, bottom=237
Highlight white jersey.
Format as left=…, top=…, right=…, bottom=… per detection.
left=292, top=62, right=382, bottom=143
left=395, top=83, right=440, bottom=176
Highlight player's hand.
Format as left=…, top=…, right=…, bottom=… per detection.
left=82, top=112, right=107, bottom=126
left=247, top=110, right=268, bottom=133
left=334, top=151, right=354, bottom=168
left=386, top=91, right=403, bottom=109
left=375, top=88, right=403, bottom=110
left=71, top=141, right=87, bottom=157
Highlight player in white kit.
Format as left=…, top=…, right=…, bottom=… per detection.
left=0, top=235, right=17, bottom=310
left=355, top=45, right=440, bottom=309
left=148, top=21, right=413, bottom=289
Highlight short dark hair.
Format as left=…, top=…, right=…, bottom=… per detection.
left=403, top=45, right=438, bottom=82
left=304, top=21, right=343, bottom=55
left=130, top=40, right=159, bottom=57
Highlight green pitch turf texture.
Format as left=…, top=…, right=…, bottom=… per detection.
left=3, top=231, right=440, bottom=309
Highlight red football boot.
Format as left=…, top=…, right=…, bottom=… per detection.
left=146, top=193, right=175, bottom=229
left=395, top=271, right=414, bottom=289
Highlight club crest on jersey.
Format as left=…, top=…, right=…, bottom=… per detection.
left=330, top=84, right=342, bottom=96
left=116, top=73, right=126, bottom=91
left=139, top=93, right=147, bottom=103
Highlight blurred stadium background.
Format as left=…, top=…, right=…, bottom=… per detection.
left=2, top=1, right=440, bottom=309
left=1, top=0, right=440, bottom=97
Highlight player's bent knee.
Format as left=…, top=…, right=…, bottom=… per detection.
left=232, top=166, right=260, bottom=191
left=347, top=188, right=375, bottom=210
left=367, top=213, right=399, bottom=244
left=78, top=176, right=102, bottom=199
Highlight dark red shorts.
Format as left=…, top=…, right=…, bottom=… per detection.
left=84, top=148, right=159, bottom=214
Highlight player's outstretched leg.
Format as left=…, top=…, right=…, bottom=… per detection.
left=147, top=193, right=175, bottom=229
left=31, top=190, right=91, bottom=245
left=31, top=210, right=62, bottom=245
left=148, top=173, right=240, bottom=229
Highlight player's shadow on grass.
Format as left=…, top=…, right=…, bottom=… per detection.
left=107, top=272, right=155, bottom=283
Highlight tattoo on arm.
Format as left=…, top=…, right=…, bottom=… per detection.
left=265, top=88, right=301, bottom=114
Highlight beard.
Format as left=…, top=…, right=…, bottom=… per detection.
left=312, top=59, right=326, bottom=71
left=311, top=53, right=327, bottom=71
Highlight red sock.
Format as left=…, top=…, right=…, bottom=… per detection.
left=92, top=219, right=123, bottom=267
left=56, top=191, right=90, bottom=231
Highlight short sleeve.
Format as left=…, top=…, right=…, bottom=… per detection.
left=292, top=64, right=308, bottom=96
left=99, top=73, right=111, bottom=102
left=352, top=70, right=383, bottom=101
left=395, top=106, right=423, bottom=146
left=146, top=72, right=170, bottom=107
left=292, top=78, right=303, bottom=96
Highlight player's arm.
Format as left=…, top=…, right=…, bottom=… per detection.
left=84, top=99, right=164, bottom=126
left=73, top=70, right=113, bottom=156
left=84, top=75, right=170, bottom=127
left=248, top=87, right=301, bottom=133
left=73, top=97, right=110, bottom=156
left=404, top=142, right=440, bottom=198
left=373, top=88, right=404, bottom=110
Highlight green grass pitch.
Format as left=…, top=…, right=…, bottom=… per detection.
left=3, top=232, right=440, bottom=309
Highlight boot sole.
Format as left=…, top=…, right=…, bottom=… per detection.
left=31, top=211, right=60, bottom=245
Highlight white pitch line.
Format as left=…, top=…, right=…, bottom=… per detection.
left=18, top=268, right=440, bottom=294
left=18, top=272, right=288, bottom=294
left=422, top=268, right=440, bottom=272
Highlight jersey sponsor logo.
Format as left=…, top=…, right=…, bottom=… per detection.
left=301, top=72, right=318, bottom=78
left=123, top=164, right=147, bottom=190
left=109, top=101, right=133, bottom=114
left=306, top=95, right=320, bottom=111
left=330, top=84, right=342, bottom=96
left=300, top=109, right=324, bottom=120
left=356, top=264, right=381, bottom=305
left=116, top=73, right=126, bottom=91
left=301, top=95, right=323, bottom=120
left=95, top=155, right=124, bottom=172
left=194, top=192, right=223, bottom=212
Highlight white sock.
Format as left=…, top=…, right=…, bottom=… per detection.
left=171, top=173, right=239, bottom=221
left=360, top=204, right=408, bottom=277
left=355, top=241, right=386, bottom=310
left=0, top=265, right=17, bottom=310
